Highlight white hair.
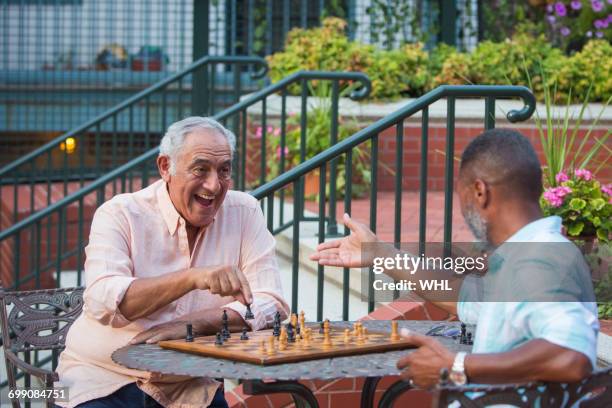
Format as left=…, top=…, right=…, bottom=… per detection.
left=158, top=116, right=236, bottom=175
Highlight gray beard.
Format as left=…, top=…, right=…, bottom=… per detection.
left=464, top=207, right=489, bottom=245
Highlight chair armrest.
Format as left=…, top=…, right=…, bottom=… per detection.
left=4, top=349, right=59, bottom=383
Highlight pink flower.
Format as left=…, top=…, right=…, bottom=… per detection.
left=544, top=190, right=564, bottom=207
left=602, top=183, right=612, bottom=197
left=273, top=127, right=281, bottom=137
left=254, top=126, right=263, bottom=139
left=561, top=26, right=571, bottom=36
left=267, top=126, right=273, bottom=134
left=276, top=146, right=289, bottom=159
left=556, top=171, right=569, bottom=183
left=574, top=168, right=593, bottom=181
left=557, top=186, right=572, bottom=197
left=571, top=0, right=582, bottom=9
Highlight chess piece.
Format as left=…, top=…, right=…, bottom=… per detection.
left=222, top=310, right=231, bottom=339
left=215, top=332, right=224, bottom=346
left=291, top=313, right=298, bottom=328
left=323, top=328, right=333, bottom=347
left=344, top=328, right=351, bottom=344
left=439, top=368, right=450, bottom=386
left=185, top=323, right=194, bottom=342
left=357, top=325, right=365, bottom=344
left=299, top=311, right=305, bottom=326
left=240, top=328, right=249, bottom=340
left=279, top=339, right=287, bottom=351
left=259, top=340, right=265, bottom=353
left=319, top=321, right=325, bottom=334
left=266, top=336, right=276, bottom=355
left=245, top=304, right=255, bottom=320
left=390, top=321, right=400, bottom=341
left=460, top=323, right=467, bottom=345
left=286, top=323, right=296, bottom=342
left=467, top=332, right=473, bottom=345
left=273, top=312, right=281, bottom=337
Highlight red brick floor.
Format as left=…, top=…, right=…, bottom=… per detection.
left=303, top=191, right=474, bottom=243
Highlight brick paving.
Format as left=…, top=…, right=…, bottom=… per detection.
left=304, top=191, right=474, bottom=243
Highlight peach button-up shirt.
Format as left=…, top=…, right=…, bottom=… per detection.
left=56, top=179, right=288, bottom=407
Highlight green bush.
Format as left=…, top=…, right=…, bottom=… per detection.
left=267, top=17, right=612, bottom=103
left=554, top=40, right=612, bottom=102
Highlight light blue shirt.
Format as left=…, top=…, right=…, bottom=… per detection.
left=457, top=216, right=599, bottom=369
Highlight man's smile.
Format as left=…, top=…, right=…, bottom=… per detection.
left=194, top=193, right=215, bottom=207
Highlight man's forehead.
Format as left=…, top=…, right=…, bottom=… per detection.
left=181, top=130, right=232, bottom=158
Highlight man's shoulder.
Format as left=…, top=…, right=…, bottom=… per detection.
left=95, top=181, right=160, bottom=217
left=222, top=190, right=258, bottom=210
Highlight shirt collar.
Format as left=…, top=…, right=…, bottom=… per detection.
left=490, top=216, right=562, bottom=264
left=156, top=181, right=181, bottom=236
left=505, top=216, right=562, bottom=243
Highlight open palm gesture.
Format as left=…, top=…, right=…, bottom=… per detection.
left=309, top=213, right=381, bottom=268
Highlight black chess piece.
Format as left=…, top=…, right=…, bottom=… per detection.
left=319, top=321, right=325, bottom=334
left=439, top=368, right=450, bottom=386
left=215, top=332, right=224, bottom=346
left=240, top=328, right=249, bottom=340
left=185, top=323, right=194, bottom=342
left=222, top=310, right=231, bottom=339
left=467, top=332, right=473, bottom=345
left=273, top=321, right=281, bottom=337
left=460, top=323, right=467, bottom=344
left=286, top=323, right=296, bottom=342
left=245, top=304, right=254, bottom=320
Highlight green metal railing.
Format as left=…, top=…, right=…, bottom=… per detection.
left=0, top=71, right=371, bottom=293
left=0, top=55, right=269, bottom=229
left=250, top=85, right=535, bottom=319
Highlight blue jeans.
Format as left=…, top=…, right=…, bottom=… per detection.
left=73, top=383, right=228, bottom=408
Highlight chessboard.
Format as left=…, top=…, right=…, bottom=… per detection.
left=159, top=316, right=415, bottom=366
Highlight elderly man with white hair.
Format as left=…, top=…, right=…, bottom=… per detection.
left=56, top=117, right=289, bottom=408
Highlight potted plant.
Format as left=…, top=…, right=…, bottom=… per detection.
left=541, top=169, right=611, bottom=242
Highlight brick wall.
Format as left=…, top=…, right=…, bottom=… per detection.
left=244, top=122, right=611, bottom=191
left=225, top=300, right=452, bottom=408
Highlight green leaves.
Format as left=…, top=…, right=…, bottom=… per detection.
left=569, top=198, right=587, bottom=211
left=568, top=221, right=585, bottom=236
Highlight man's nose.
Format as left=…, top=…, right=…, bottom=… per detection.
left=202, top=171, right=221, bottom=193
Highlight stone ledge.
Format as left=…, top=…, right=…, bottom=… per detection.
left=244, top=94, right=612, bottom=125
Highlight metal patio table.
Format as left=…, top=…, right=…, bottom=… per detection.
left=112, top=320, right=472, bottom=408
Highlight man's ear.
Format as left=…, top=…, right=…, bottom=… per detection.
left=473, top=179, right=490, bottom=209
left=157, top=155, right=171, bottom=182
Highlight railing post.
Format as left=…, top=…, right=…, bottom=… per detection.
left=192, top=0, right=210, bottom=115
left=327, top=80, right=340, bottom=236
left=439, top=0, right=457, bottom=47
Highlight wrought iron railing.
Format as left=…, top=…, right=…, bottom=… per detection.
left=250, top=85, right=535, bottom=319
left=0, top=55, right=269, bottom=229
left=0, top=71, right=372, bottom=292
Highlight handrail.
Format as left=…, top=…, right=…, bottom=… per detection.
left=0, top=71, right=372, bottom=240
left=250, top=85, right=536, bottom=199
left=0, top=55, right=268, bottom=179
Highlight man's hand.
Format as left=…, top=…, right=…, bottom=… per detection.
left=396, top=329, right=455, bottom=389
left=190, top=265, right=253, bottom=305
left=309, top=213, right=381, bottom=267
left=130, top=320, right=190, bottom=344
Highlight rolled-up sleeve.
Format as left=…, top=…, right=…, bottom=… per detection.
left=224, top=202, right=289, bottom=330
left=82, top=203, right=136, bottom=328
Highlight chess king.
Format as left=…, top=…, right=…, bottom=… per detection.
left=311, top=128, right=598, bottom=388
left=55, top=117, right=289, bottom=407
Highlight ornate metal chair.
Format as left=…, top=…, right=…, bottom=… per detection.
left=432, top=368, right=612, bottom=408
left=0, top=285, right=84, bottom=408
